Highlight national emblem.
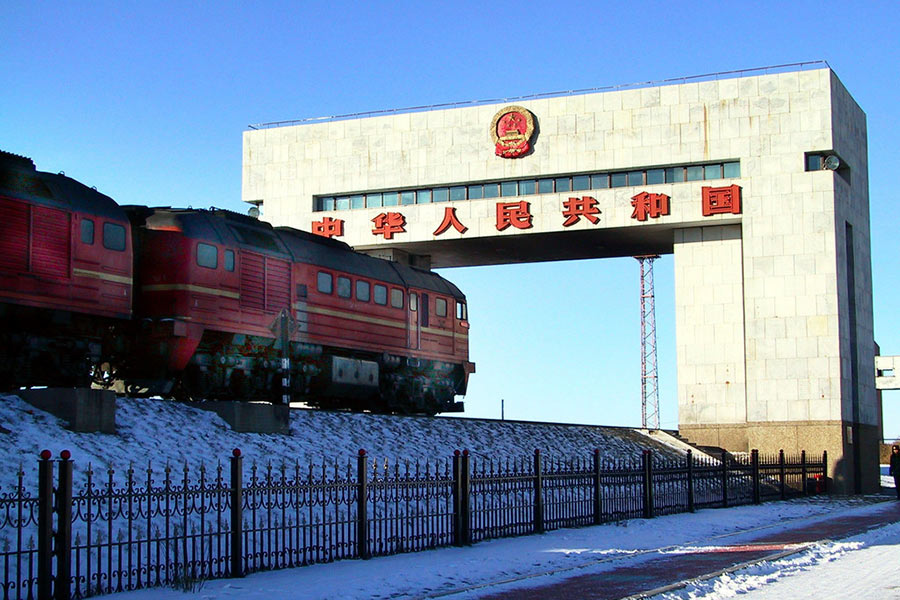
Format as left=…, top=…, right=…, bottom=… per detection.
left=490, top=106, right=535, bottom=159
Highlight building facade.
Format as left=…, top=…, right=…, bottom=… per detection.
left=243, top=65, right=877, bottom=493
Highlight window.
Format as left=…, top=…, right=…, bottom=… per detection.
left=538, top=178, right=554, bottom=193
left=704, top=164, right=722, bottom=179
left=627, top=171, right=644, bottom=186
left=374, top=284, right=387, bottom=305
left=555, top=177, right=571, bottom=192
left=686, top=166, right=704, bottom=181
left=197, top=243, right=218, bottom=269
left=467, top=184, right=483, bottom=199
left=518, top=180, right=535, bottom=195
left=400, top=191, right=415, bottom=205
left=317, top=272, right=333, bottom=294
left=81, top=219, right=94, bottom=244
left=456, top=301, right=467, bottom=320
left=409, top=292, right=418, bottom=311
left=366, top=192, right=383, bottom=207
left=336, top=197, right=350, bottom=210
left=449, top=186, right=466, bottom=201
left=435, top=298, right=447, bottom=317
left=572, top=175, right=590, bottom=191
left=350, top=195, right=365, bottom=209
left=501, top=181, right=518, bottom=196
left=666, top=167, right=685, bottom=183
left=102, top=223, right=126, bottom=251
left=383, top=192, right=399, bottom=206
left=356, top=280, right=370, bottom=302
left=723, top=161, right=741, bottom=178
left=417, top=190, right=432, bottom=204
left=647, top=169, right=665, bottom=185
left=483, top=183, right=499, bottom=198
left=391, top=288, right=404, bottom=309
left=611, top=172, right=627, bottom=188
left=224, top=249, right=235, bottom=272
left=433, top=188, right=449, bottom=202
left=337, top=276, right=351, bottom=298
left=591, top=174, right=609, bottom=189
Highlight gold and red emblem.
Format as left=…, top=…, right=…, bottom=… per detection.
left=490, top=106, right=535, bottom=159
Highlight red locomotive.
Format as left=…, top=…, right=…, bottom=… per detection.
left=0, top=150, right=474, bottom=414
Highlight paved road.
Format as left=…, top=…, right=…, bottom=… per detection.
left=470, top=499, right=900, bottom=599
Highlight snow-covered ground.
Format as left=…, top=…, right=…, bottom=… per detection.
left=0, top=393, right=683, bottom=490
left=93, top=496, right=895, bottom=599
left=3, top=392, right=894, bottom=599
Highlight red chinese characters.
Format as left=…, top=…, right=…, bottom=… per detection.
left=433, top=207, right=468, bottom=236
left=496, top=201, right=533, bottom=231
left=372, top=212, right=406, bottom=239
left=631, top=192, right=670, bottom=222
left=562, top=196, right=601, bottom=227
left=311, top=217, right=344, bottom=238
left=702, top=185, right=742, bottom=216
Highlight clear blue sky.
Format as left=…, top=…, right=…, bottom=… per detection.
left=3, top=1, right=899, bottom=433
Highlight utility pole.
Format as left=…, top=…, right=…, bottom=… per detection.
left=636, top=255, right=660, bottom=430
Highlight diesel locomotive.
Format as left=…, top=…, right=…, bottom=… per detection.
left=0, top=150, right=474, bottom=414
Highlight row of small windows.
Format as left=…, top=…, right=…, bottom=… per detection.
left=197, top=243, right=236, bottom=271
left=316, top=271, right=458, bottom=319
left=80, top=219, right=127, bottom=252
left=314, top=161, right=741, bottom=212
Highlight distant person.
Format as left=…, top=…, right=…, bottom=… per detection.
left=890, top=445, right=900, bottom=499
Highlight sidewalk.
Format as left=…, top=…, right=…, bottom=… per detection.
left=475, top=499, right=900, bottom=599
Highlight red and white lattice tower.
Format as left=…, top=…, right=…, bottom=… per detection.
left=636, top=255, right=660, bottom=429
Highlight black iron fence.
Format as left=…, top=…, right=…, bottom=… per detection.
left=1, top=447, right=826, bottom=600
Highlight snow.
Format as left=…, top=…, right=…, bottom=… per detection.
left=3, top=392, right=897, bottom=599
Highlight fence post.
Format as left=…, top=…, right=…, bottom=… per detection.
left=37, top=450, right=53, bottom=600
left=593, top=449, right=602, bottom=525
left=357, top=450, right=370, bottom=559
left=822, top=450, right=828, bottom=494
left=461, top=450, right=471, bottom=545
left=533, top=450, right=544, bottom=534
left=801, top=450, right=808, bottom=496
left=779, top=449, right=786, bottom=500
left=230, top=449, right=244, bottom=578
left=452, top=451, right=462, bottom=546
left=751, top=449, right=760, bottom=505
left=642, top=450, right=653, bottom=519
left=686, top=450, right=695, bottom=513
left=55, top=451, right=73, bottom=600
left=720, top=451, right=729, bottom=508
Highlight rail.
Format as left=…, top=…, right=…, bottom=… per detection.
left=247, top=61, right=830, bottom=130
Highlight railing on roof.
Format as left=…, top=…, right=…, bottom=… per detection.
left=247, top=60, right=830, bottom=130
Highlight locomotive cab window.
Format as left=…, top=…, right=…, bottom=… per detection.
left=456, top=301, right=467, bottom=320
left=224, top=249, right=235, bottom=272
left=374, top=284, right=387, bottom=305
left=435, top=297, right=447, bottom=317
left=409, top=292, right=418, bottom=311
left=391, top=288, right=404, bottom=309
left=197, top=243, right=217, bottom=269
left=81, top=219, right=94, bottom=244
left=317, top=272, right=333, bottom=294
left=102, top=222, right=126, bottom=251
left=337, top=276, right=352, bottom=299
left=356, top=280, right=370, bottom=302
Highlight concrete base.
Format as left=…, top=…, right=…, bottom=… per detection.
left=18, top=388, right=117, bottom=433
left=679, top=420, right=881, bottom=495
left=199, top=401, right=290, bottom=434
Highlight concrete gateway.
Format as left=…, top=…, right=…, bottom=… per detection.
left=243, top=63, right=877, bottom=494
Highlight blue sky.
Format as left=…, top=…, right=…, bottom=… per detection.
left=3, top=1, right=899, bottom=432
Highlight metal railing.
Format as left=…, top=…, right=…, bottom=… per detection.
left=1, top=447, right=826, bottom=599
left=247, top=61, right=831, bottom=130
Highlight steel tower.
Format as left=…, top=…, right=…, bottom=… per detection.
left=636, top=255, right=660, bottom=429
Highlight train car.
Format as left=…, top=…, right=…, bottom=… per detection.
left=121, top=206, right=473, bottom=414
left=0, top=151, right=133, bottom=389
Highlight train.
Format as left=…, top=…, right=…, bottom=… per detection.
left=0, top=150, right=474, bottom=414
